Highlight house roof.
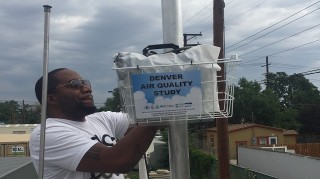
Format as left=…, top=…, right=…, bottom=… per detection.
left=0, top=134, right=30, bottom=143
left=0, top=124, right=38, bottom=128
left=206, top=123, right=284, bottom=133
left=283, top=130, right=299, bottom=136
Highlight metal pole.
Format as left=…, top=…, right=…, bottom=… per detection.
left=38, top=5, right=52, bottom=179
left=266, top=56, right=269, bottom=88
left=213, top=0, right=231, bottom=178
left=138, top=156, right=148, bottom=179
left=161, top=1, right=190, bottom=179
left=161, top=0, right=183, bottom=48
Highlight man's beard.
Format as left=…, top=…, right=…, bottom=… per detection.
left=79, top=103, right=97, bottom=116
left=59, top=99, right=97, bottom=119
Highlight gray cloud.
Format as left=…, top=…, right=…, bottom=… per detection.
left=1, top=0, right=319, bottom=107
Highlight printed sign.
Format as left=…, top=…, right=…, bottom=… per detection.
left=131, top=70, right=202, bottom=119
left=11, top=146, right=24, bottom=153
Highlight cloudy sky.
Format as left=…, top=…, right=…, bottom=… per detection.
left=1, top=0, right=319, bottom=107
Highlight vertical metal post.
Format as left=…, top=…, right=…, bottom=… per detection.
left=161, top=1, right=190, bottom=179
left=38, top=5, right=52, bottom=179
left=168, top=121, right=190, bottom=179
left=266, top=56, right=269, bottom=88
left=161, top=0, right=183, bottom=48
left=138, top=157, right=148, bottom=179
left=22, top=100, right=25, bottom=123
left=213, top=0, right=231, bottom=179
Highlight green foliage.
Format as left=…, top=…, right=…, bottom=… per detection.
left=98, top=88, right=122, bottom=112
left=127, top=170, right=139, bottom=179
left=297, top=104, right=320, bottom=134
left=232, top=78, right=262, bottom=124
left=157, top=129, right=169, bottom=169
left=158, top=129, right=216, bottom=178
left=252, top=89, right=282, bottom=126
left=0, top=100, right=40, bottom=124
left=267, top=72, right=320, bottom=109
left=231, top=78, right=273, bottom=124
left=189, top=147, right=215, bottom=179
left=230, top=165, right=258, bottom=179
left=0, top=100, right=19, bottom=123
left=231, top=72, right=319, bottom=131
left=274, top=108, right=300, bottom=130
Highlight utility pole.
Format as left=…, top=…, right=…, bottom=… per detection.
left=183, top=33, right=202, bottom=47
left=22, top=100, right=25, bottom=124
left=11, top=110, right=15, bottom=124
left=213, top=0, right=231, bottom=179
left=261, top=56, right=271, bottom=88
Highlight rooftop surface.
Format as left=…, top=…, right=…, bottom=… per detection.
left=0, top=134, right=31, bottom=143
left=0, top=157, right=33, bottom=177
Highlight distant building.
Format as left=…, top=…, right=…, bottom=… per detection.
left=0, top=124, right=38, bottom=134
left=283, top=129, right=299, bottom=144
left=0, top=134, right=30, bottom=157
left=0, top=124, right=37, bottom=158
left=206, top=123, right=298, bottom=159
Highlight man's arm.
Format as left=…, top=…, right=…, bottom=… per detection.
left=76, top=126, right=157, bottom=173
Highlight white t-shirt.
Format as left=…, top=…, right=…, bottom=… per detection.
left=29, top=111, right=129, bottom=179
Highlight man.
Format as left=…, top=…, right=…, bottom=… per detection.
left=29, top=68, right=158, bottom=179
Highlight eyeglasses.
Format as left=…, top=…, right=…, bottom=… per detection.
left=55, top=79, right=91, bottom=89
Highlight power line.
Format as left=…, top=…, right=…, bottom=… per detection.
left=300, top=69, right=320, bottom=76
left=271, top=66, right=309, bottom=70
left=226, top=0, right=270, bottom=23
left=238, top=63, right=264, bottom=67
left=184, top=14, right=212, bottom=31
left=271, top=62, right=308, bottom=69
left=268, top=38, right=320, bottom=57
left=183, top=1, right=213, bottom=25
left=240, top=38, right=320, bottom=64
left=270, top=55, right=320, bottom=61
left=241, top=62, right=312, bottom=71
left=239, top=22, right=320, bottom=56
left=184, top=0, right=270, bottom=36
left=225, top=0, right=237, bottom=6
left=226, top=6, right=320, bottom=53
left=225, top=1, right=320, bottom=50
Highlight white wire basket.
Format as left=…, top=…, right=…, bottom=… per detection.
left=113, top=55, right=239, bottom=125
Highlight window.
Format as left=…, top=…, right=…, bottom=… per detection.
left=269, top=136, right=277, bottom=145
left=257, top=137, right=268, bottom=145
left=210, top=135, right=214, bottom=147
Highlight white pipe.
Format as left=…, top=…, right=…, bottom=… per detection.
left=38, top=5, right=51, bottom=179
left=161, top=1, right=190, bottom=179
left=161, top=0, right=183, bottom=47
left=138, top=156, right=148, bottom=179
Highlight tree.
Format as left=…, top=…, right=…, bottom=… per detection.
left=231, top=77, right=301, bottom=130
left=231, top=78, right=262, bottom=124
left=265, top=72, right=320, bottom=130
left=98, top=88, right=122, bottom=112
left=24, top=104, right=41, bottom=124
left=0, top=100, right=41, bottom=124
left=296, top=104, right=320, bottom=134
left=274, top=108, right=299, bottom=130
left=0, top=100, right=20, bottom=124
left=251, top=89, right=281, bottom=126
left=267, top=72, right=320, bottom=110
left=158, top=129, right=215, bottom=178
